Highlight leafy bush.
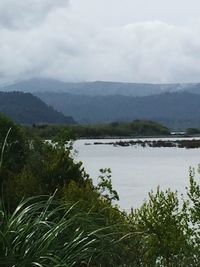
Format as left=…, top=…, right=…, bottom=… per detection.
left=130, top=188, right=193, bottom=266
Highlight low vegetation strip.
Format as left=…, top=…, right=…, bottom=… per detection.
left=26, top=120, right=171, bottom=140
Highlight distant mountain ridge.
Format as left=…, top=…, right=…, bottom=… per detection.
left=2, top=78, right=200, bottom=129
left=1, top=78, right=200, bottom=96
left=36, top=91, right=200, bottom=129
left=0, top=91, right=75, bottom=124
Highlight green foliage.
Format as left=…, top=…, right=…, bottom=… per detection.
left=53, top=128, right=75, bottom=150
left=3, top=140, right=89, bottom=209
left=97, top=168, right=119, bottom=202
left=70, top=120, right=170, bottom=138
left=129, top=120, right=170, bottom=136
left=185, top=169, right=200, bottom=262
left=0, top=115, right=86, bottom=209
left=188, top=168, right=200, bottom=223
left=0, top=113, right=28, bottom=170
left=63, top=176, right=122, bottom=226
left=26, top=120, right=170, bottom=140
left=0, top=113, right=29, bottom=197
left=4, top=168, right=41, bottom=205
left=131, top=188, right=193, bottom=266
left=62, top=181, right=135, bottom=266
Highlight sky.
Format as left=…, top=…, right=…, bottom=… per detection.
left=1, top=0, right=200, bottom=84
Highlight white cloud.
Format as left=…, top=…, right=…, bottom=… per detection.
left=0, top=0, right=68, bottom=29
left=1, top=1, right=200, bottom=83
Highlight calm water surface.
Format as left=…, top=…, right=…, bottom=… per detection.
left=74, top=138, right=200, bottom=210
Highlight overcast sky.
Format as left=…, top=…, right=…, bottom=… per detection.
left=1, top=0, right=200, bottom=83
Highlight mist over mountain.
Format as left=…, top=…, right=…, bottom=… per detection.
left=0, top=91, right=75, bottom=125
left=1, top=78, right=200, bottom=96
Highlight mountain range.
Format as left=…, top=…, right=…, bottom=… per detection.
left=35, top=91, right=200, bottom=129
left=1, top=78, right=200, bottom=129
left=1, top=78, right=200, bottom=96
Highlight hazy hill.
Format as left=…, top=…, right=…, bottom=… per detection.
left=36, top=91, right=200, bottom=129
left=2, top=78, right=200, bottom=96
left=0, top=91, right=75, bottom=124
left=2, top=78, right=200, bottom=129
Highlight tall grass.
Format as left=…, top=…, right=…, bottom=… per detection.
left=0, top=195, right=103, bottom=267
left=0, top=195, right=133, bottom=267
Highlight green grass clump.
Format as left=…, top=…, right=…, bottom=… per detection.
left=0, top=196, right=100, bottom=267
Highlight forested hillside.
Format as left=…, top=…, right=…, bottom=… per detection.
left=36, top=91, right=200, bottom=129
left=0, top=91, right=75, bottom=124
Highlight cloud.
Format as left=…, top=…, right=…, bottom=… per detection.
left=1, top=1, right=200, bottom=83
left=0, top=0, right=68, bottom=29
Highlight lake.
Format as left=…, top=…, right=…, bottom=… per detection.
left=73, top=138, right=200, bottom=210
